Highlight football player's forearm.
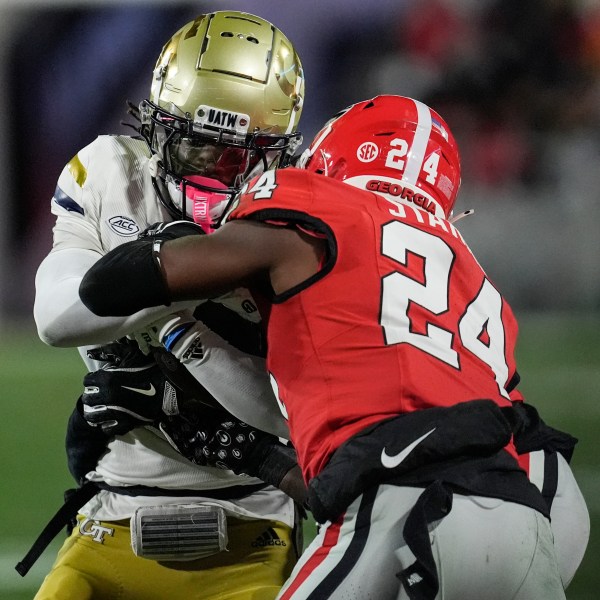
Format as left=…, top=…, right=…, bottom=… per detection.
left=278, top=464, right=308, bottom=506
left=34, top=247, right=115, bottom=346
left=37, top=247, right=193, bottom=346
left=177, top=332, right=290, bottom=439
left=79, top=234, right=217, bottom=317
left=79, top=238, right=172, bottom=317
left=150, top=308, right=290, bottom=437
left=79, top=225, right=262, bottom=317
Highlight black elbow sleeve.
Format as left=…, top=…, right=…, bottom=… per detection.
left=79, top=239, right=171, bottom=316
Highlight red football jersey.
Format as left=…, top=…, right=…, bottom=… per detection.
left=230, top=168, right=519, bottom=481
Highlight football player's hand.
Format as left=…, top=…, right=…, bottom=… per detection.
left=82, top=361, right=181, bottom=436
left=159, top=411, right=298, bottom=489
left=66, top=397, right=113, bottom=484
left=86, top=336, right=148, bottom=366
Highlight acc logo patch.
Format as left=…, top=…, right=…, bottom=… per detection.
left=357, top=142, right=379, bottom=163
left=108, top=216, right=140, bottom=236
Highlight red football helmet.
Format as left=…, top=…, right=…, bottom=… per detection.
left=298, top=95, right=461, bottom=219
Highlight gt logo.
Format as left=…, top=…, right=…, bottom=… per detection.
left=79, top=518, right=115, bottom=543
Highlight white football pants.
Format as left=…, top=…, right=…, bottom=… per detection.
left=278, top=485, right=566, bottom=600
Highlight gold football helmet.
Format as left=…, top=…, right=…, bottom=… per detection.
left=140, top=10, right=305, bottom=231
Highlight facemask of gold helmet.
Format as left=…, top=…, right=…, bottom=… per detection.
left=139, top=11, right=305, bottom=233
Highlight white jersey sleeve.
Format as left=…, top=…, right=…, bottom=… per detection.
left=166, top=318, right=289, bottom=438
left=34, top=135, right=195, bottom=346
left=154, top=291, right=289, bottom=438
left=34, top=246, right=194, bottom=346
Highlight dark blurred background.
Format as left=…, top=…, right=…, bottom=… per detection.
left=0, top=0, right=599, bottom=319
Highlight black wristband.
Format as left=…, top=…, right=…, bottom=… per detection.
left=79, top=238, right=170, bottom=316
left=140, top=220, right=205, bottom=241
left=255, top=443, right=298, bottom=488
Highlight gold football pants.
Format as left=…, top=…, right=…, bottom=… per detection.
left=35, top=514, right=298, bottom=600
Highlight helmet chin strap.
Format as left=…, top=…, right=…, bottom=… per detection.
left=175, top=176, right=229, bottom=234
left=152, top=177, right=184, bottom=220
left=148, top=154, right=163, bottom=179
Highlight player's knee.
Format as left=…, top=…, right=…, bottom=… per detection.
left=34, top=566, right=94, bottom=600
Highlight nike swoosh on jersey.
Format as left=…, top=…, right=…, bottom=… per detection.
left=380, top=427, right=437, bottom=469
left=122, top=384, right=156, bottom=396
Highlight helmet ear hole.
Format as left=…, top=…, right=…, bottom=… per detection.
left=328, top=159, right=346, bottom=180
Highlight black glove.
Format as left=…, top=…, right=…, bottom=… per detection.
left=65, top=339, right=151, bottom=480
left=82, top=361, right=181, bottom=436
left=86, top=336, right=147, bottom=365
left=66, top=397, right=112, bottom=484
left=139, top=220, right=205, bottom=241
left=159, top=410, right=298, bottom=488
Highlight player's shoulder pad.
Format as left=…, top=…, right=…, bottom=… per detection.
left=60, top=136, right=136, bottom=185
left=247, top=166, right=314, bottom=191
left=93, top=134, right=149, bottom=162
left=231, top=167, right=316, bottom=215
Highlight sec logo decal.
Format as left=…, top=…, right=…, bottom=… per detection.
left=357, top=142, right=379, bottom=163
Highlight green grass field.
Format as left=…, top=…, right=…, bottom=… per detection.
left=1, top=314, right=598, bottom=599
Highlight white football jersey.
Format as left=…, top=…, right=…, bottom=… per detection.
left=36, top=135, right=294, bottom=525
